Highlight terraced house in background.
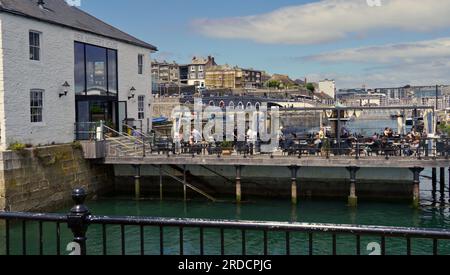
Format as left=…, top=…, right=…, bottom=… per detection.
left=179, top=56, right=217, bottom=88
left=0, top=0, right=157, bottom=149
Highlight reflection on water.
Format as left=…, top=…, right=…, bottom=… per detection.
left=0, top=168, right=449, bottom=255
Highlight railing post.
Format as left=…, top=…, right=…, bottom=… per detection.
left=446, top=139, right=449, bottom=160
left=356, top=139, right=360, bottom=160
left=432, top=168, right=437, bottom=200
left=440, top=167, right=446, bottom=199
left=67, top=188, right=90, bottom=256
left=97, top=120, right=105, bottom=141
left=142, top=133, right=146, bottom=158
left=432, top=138, right=437, bottom=159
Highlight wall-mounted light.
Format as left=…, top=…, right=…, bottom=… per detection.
left=59, top=81, right=70, bottom=98
left=128, top=86, right=136, bottom=100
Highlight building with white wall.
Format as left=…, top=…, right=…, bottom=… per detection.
left=0, top=0, right=157, bottom=149
left=318, top=79, right=336, bottom=100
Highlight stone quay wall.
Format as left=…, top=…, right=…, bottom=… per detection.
left=0, top=145, right=114, bottom=212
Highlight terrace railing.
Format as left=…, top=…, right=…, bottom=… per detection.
left=1, top=188, right=450, bottom=256
left=104, top=135, right=450, bottom=161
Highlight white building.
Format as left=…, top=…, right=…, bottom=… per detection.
left=318, top=79, right=336, bottom=100
left=0, top=0, right=157, bottom=149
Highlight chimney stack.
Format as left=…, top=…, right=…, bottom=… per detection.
left=37, top=0, right=45, bottom=8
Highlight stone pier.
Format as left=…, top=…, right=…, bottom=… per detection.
left=0, top=145, right=114, bottom=212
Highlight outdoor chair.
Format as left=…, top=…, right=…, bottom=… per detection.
left=236, top=141, right=251, bottom=155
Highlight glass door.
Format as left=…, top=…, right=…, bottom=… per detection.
left=76, top=101, right=91, bottom=140
left=117, top=101, right=127, bottom=134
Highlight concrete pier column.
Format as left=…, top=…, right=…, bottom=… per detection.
left=290, top=166, right=299, bottom=205
left=346, top=167, right=360, bottom=207
left=236, top=166, right=242, bottom=204
left=410, top=167, right=425, bottom=208
left=133, top=165, right=141, bottom=199
left=432, top=168, right=437, bottom=202
left=183, top=165, right=187, bottom=202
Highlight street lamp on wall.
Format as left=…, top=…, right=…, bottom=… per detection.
left=128, top=86, right=136, bottom=100
left=59, top=81, right=70, bottom=98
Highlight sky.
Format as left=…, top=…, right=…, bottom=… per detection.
left=77, top=0, right=450, bottom=89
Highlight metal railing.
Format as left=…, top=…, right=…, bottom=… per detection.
left=1, top=188, right=450, bottom=255
left=104, top=135, right=450, bottom=161
left=74, top=122, right=101, bottom=141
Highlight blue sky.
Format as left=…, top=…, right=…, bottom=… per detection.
left=78, top=0, right=450, bottom=89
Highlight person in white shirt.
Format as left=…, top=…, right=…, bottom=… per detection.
left=192, top=128, right=202, bottom=144
left=247, top=128, right=257, bottom=154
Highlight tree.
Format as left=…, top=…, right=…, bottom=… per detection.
left=266, top=80, right=281, bottom=89
left=306, top=83, right=316, bottom=93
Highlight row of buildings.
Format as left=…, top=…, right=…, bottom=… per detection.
left=337, top=85, right=450, bottom=108
left=152, top=56, right=269, bottom=91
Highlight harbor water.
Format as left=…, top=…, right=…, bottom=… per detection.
left=0, top=119, right=449, bottom=255
left=0, top=167, right=449, bottom=255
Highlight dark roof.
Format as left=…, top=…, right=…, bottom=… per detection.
left=0, top=0, right=157, bottom=51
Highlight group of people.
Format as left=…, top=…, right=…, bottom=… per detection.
left=161, top=122, right=434, bottom=157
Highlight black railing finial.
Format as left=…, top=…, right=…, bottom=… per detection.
left=72, top=188, right=87, bottom=206
left=67, top=188, right=91, bottom=255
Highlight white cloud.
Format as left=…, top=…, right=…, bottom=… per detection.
left=302, top=37, right=450, bottom=88
left=308, top=60, right=450, bottom=88
left=193, top=0, right=450, bottom=45
left=304, top=38, right=450, bottom=63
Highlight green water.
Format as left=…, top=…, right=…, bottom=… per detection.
left=1, top=169, right=449, bottom=255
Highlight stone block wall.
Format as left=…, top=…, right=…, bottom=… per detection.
left=0, top=144, right=113, bottom=212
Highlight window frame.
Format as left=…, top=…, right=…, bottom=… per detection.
left=74, top=41, right=119, bottom=98
left=29, top=30, right=41, bottom=61
left=138, top=95, right=145, bottom=120
left=138, top=54, right=144, bottom=75
left=30, top=89, right=44, bottom=123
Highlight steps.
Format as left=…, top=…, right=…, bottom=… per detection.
left=105, top=136, right=151, bottom=157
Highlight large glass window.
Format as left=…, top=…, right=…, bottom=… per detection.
left=108, top=49, right=118, bottom=95
left=75, top=42, right=86, bottom=95
left=74, top=42, right=118, bottom=97
left=86, top=44, right=107, bottom=96
left=29, top=31, right=41, bottom=61
left=30, top=89, right=44, bottom=123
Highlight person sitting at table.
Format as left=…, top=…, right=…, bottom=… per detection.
left=313, top=133, right=322, bottom=153
left=372, top=133, right=379, bottom=142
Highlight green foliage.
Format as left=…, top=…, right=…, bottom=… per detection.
left=90, top=105, right=104, bottom=114
left=220, top=141, right=234, bottom=149
left=266, top=80, right=281, bottom=89
left=439, top=123, right=450, bottom=136
left=8, top=142, right=26, bottom=152
left=306, top=83, right=316, bottom=93
left=72, top=141, right=83, bottom=150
